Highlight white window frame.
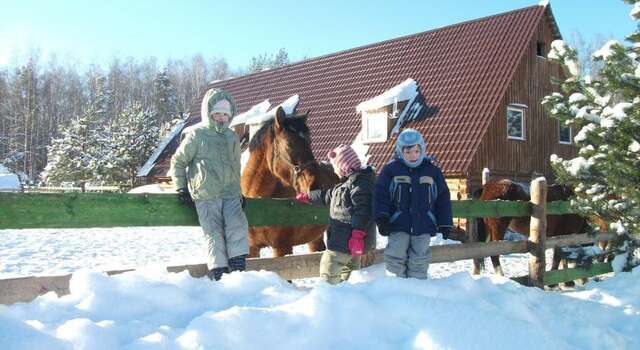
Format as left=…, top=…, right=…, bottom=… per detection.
left=361, top=111, right=388, bottom=143
left=558, top=121, right=572, bottom=144
left=507, top=106, right=526, bottom=141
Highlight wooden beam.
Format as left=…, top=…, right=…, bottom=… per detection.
left=542, top=262, right=613, bottom=286
left=528, top=178, right=548, bottom=289
left=0, top=193, right=329, bottom=229
left=1, top=193, right=538, bottom=229
left=546, top=200, right=573, bottom=215
left=546, top=233, right=617, bottom=248
left=452, top=200, right=530, bottom=218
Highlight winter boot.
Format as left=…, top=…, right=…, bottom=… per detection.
left=228, top=254, right=248, bottom=272
left=207, top=266, right=229, bottom=281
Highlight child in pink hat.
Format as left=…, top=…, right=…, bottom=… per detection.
left=296, top=144, right=376, bottom=284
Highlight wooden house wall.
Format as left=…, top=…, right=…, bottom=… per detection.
left=468, top=13, right=577, bottom=193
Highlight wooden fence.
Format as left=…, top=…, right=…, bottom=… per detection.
left=0, top=178, right=617, bottom=304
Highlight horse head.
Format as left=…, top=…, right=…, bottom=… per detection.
left=260, top=107, right=327, bottom=192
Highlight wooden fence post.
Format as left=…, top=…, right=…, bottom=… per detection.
left=528, top=177, right=547, bottom=288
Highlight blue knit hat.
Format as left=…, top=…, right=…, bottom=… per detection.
left=395, top=128, right=425, bottom=168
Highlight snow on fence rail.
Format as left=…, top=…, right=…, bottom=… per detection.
left=23, top=185, right=122, bottom=193
left=0, top=178, right=617, bottom=304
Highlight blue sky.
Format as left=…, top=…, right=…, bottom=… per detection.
left=0, top=0, right=636, bottom=69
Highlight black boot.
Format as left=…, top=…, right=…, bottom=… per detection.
left=207, top=266, right=229, bottom=281
left=228, top=254, right=248, bottom=272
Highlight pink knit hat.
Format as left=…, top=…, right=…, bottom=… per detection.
left=327, top=145, right=361, bottom=177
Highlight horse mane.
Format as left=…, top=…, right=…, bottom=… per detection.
left=248, top=115, right=311, bottom=151
left=249, top=119, right=275, bottom=151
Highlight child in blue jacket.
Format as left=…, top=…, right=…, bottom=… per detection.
left=374, top=128, right=453, bottom=279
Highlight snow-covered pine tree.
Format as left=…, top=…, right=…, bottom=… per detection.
left=41, top=107, right=102, bottom=190
left=542, top=0, right=640, bottom=270
left=104, top=103, right=159, bottom=187
left=153, top=69, right=179, bottom=124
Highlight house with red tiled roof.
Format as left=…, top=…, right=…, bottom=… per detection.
left=138, top=3, right=576, bottom=200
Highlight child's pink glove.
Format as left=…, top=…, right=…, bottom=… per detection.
left=348, top=229, right=367, bottom=256
left=295, top=192, right=311, bottom=204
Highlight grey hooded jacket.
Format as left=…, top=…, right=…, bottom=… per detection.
left=169, top=89, right=241, bottom=200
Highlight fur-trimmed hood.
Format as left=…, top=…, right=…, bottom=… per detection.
left=200, top=88, right=237, bottom=131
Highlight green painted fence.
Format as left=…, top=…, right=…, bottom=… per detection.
left=0, top=193, right=572, bottom=230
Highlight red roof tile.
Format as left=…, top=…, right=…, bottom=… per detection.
left=150, top=5, right=556, bottom=178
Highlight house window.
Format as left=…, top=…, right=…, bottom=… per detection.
left=507, top=107, right=525, bottom=140
left=536, top=42, right=546, bottom=58
left=559, top=122, right=572, bottom=144
left=361, top=111, right=388, bottom=143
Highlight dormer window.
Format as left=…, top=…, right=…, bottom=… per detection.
left=507, top=105, right=526, bottom=140
left=356, top=78, right=419, bottom=143
left=536, top=42, right=546, bottom=58
left=361, top=111, right=389, bottom=143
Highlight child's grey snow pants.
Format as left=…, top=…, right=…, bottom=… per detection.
left=195, top=197, right=249, bottom=269
left=384, top=232, right=431, bottom=279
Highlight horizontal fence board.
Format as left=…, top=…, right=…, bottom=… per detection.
left=1, top=193, right=548, bottom=230
left=452, top=200, right=530, bottom=218
left=546, top=200, right=573, bottom=215
left=0, top=193, right=329, bottom=229
left=543, top=262, right=613, bottom=286
left=545, top=233, right=616, bottom=248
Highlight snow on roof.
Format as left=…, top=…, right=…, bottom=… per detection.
left=229, top=100, right=271, bottom=127
left=137, top=120, right=187, bottom=177
left=244, top=95, right=300, bottom=125
left=356, top=78, right=418, bottom=113
left=538, top=0, right=549, bottom=7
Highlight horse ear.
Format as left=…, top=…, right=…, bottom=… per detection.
left=274, top=107, right=286, bottom=130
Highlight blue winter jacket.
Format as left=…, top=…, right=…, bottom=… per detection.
left=374, top=158, right=453, bottom=236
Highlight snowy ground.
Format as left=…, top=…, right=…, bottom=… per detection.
left=1, top=227, right=638, bottom=349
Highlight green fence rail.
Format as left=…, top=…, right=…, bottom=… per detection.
left=0, top=192, right=575, bottom=230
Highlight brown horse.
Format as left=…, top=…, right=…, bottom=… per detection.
left=473, top=178, right=591, bottom=276
left=241, top=107, right=339, bottom=257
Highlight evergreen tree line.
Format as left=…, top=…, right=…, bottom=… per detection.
left=0, top=49, right=291, bottom=184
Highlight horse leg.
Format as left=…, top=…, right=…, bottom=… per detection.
left=273, top=246, right=293, bottom=257
left=547, top=246, right=563, bottom=288
left=307, top=237, right=326, bottom=252
left=248, top=245, right=261, bottom=258
left=485, top=218, right=507, bottom=276
left=490, top=256, right=504, bottom=276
